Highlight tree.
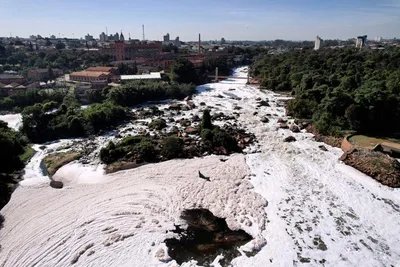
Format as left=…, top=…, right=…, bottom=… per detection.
left=45, top=39, right=52, bottom=47
left=170, top=58, right=197, bottom=84
left=201, top=109, right=213, bottom=130
left=55, top=42, right=65, bottom=50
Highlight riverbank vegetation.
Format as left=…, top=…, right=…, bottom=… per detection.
left=252, top=47, right=400, bottom=137
left=22, top=95, right=131, bottom=143
left=0, top=121, right=32, bottom=209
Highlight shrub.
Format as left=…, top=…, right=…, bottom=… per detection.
left=161, top=137, right=184, bottom=159
left=212, top=128, right=240, bottom=153
left=201, top=109, right=213, bottom=130
left=149, top=119, right=167, bottom=130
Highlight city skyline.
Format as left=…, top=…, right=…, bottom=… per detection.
left=0, top=0, right=399, bottom=41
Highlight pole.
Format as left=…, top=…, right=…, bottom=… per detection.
left=215, top=67, right=218, bottom=82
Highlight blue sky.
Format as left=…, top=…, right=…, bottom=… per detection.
left=0, top=0, right=399, bottom=40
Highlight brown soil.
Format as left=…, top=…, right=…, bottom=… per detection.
left=306, top=125, right=343, bottom=148
left=340, top=148, right=400, bottom=188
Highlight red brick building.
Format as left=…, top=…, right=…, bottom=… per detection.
left=101, top=41, right=162, bottom=61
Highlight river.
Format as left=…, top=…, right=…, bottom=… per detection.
left=0, top=67, right=399, bottom=267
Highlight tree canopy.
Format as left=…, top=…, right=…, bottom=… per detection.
left=252, top=47, right=400, bottom=137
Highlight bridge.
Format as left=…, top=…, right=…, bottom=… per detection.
left=208, top=67, right=250, bottom=83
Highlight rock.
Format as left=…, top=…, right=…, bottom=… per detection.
left=168, top=118, right=175, bottom=123
left=184, top=95, right=192, bottom=101
left=290, top=125, right=300, bottom=133
left=255, top=97, right=262, bottom=101
left=284, top=136, right=296, bottom=142
left=200, top=102, right=206, bottom=106
left=155, top=247, right=171, bottom=263
left=319, top=145, right=328, bottom=151
left=181, top=105, right=190, bottom=111
left=234, top=106, right=242, bottom=110
left=253, top=112, right=258, bottom=116
left=258, top=100, right=270, bottom=107
left=170, top=126, right=179, bottom=134
left=216, top=94, right=224, bottom=98
left=279, top=123, right=289, bottom=129
left=228, top=88, right=235, bottom=91
left=180, top=119, right=191, bottom=127
left=191, top=115, right=200, bottom=122
left=187, top=101, right=196, bottom=109
left=168, top=103, right=181, bottom=110
left=115, top=133, right=122, bottom=138
left=50, top=180, right=63, bottom=189
left=261, top=117, right=269, bottom=123
left=184, top=127, right=198, bottom=134
left=39, top=145, right=47, bottom=150
left=277, top=118, right=287, bottom=123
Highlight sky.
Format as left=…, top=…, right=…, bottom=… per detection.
left=0, top=0, right=399, bottom=41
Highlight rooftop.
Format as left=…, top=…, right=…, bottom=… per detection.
left=86, top=66, right=117, bottom=72
left=70, top=71, right=110, bottom=78
left=120, top=72, right=162, bottom=80
left=0, top=74, right=24, bottom=79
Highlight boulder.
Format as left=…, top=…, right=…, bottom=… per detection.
left=277, top=118, right=287, bottom=123
left=255, top=97, right=262, bottom=101
left=233, top=106, right=242, bottom=110
left=168, top=118, right=175, bottom=123
left=279, top=123, right=289, bottom=129
left=200, top=102, right=206, bottom=106
left=184, top=127, right=198, bottom=134
left=253, top=112, right=258, bottom=116
left=228, top=88, right=235, bottom=91
left=181, top=105, right=189, bottom=111
left=261, top=117, right=269, bottom=123
left=290, top=125, right=300, bottom=133
left=169, top=103, right=181, bottom=110
left=257, top=100, right=270, bottom=107
left=50, top=180, right=63, bottom=189
left=284, top=136, right=296, bottom=142
left=187, top=101, right=196, bottom=109
left=192, top=115, right=201, bottom=122
left=184, top=95, right=192, bottom=101
left=180, top=119, right=191, bottom=127
left=319, top=145, right=328, bottom=151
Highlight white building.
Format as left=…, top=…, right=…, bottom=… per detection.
left=85, top=34, right=94, bottom=41
left=356, top=35, right=367, bottom=48
left=375, top=36, right=382, bottom=42
left=314, top=35, right=323, bottom=50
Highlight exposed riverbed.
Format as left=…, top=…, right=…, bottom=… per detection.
left=1, top=67, right=399, bottom=267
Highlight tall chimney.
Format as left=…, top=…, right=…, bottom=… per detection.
left=142, top=25, right=145, bottom=41
left=198, top=33, right=201, bottom=55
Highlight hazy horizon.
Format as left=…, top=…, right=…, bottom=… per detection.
left=1, top=0, right=399, bottom=41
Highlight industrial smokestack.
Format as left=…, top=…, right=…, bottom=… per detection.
left=142, top=25, right=145, bottom=41
left=198, top=33, right=201, bottom=55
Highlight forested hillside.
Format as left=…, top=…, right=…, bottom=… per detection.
left=252, top=48, right=400, bottom=136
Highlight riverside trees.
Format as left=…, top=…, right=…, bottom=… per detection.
left=252, top=47, right=400, bottom=137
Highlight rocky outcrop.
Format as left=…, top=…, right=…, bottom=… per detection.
left=284, top=136, right=296, bottom=142
left=340, top=148, right=400, bottom=188
left=261, top=117, right=269, bottom=123
left=290, top=124, right=300, bottom=133
left=165, top=209, right=252, bottom=266
left=50, top=180, right=64, bottom=189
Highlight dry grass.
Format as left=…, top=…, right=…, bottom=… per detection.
left=43, top=152, right=81, bottom=176
left=349, top=135, right=400, bottom=149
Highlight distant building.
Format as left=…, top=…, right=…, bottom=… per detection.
left=163, top=33, right=181, bottom=47
left=221, top=38, right=226, bottom=44
left=375, top=36, right=382, bottom=42
left=120, top=72, right=162, bottom=81
left=314, top=36, right=323, bottom=50
left=99, top=32, right=106, bottom=42
left=101, top=41, right=163, bottom=61
left=28, top=68, right=63, bottom=81
left=114, top=32, right=120, bottom=42
left=69, top=71, right=112, bottom=83
left=0, top=74, right=25, bottom=85
left=120, top=32, right=125, bottom=41
left=356, top=35, right=367, bottom=48
left=86, top=66, right=118, bottom=74
left=85, top=34, right=94, bottom=41
left=163, top=33, right=170, bottom=42
left=50, top=35, right=56, bottom=39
